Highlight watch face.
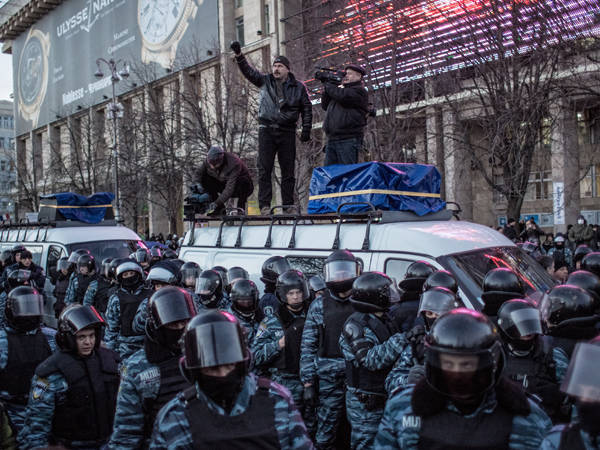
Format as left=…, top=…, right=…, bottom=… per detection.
left=138, top=0, right=187, bottom=45
left=19, top=36, right=45, bottom=105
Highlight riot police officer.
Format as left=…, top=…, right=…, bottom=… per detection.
left=105, top=261, right=154, bottom=359
left=179, top=261, right=201, bottom=292
left=132, top=248, right=151, bottom=273
left=252, top=270, right=311, bottom=421
left=226, top=266, right=250, bottom=293
left=540, top=284, right=599, bottom=358
left=300, top=249, right=359, bottom=449
left=308, top=275, right=328, bottom=301
left=109, top=287, right=196, bottom=448
left=375, top=308, right=552, bottom=449
left=574, top=244, right=593, bottom=270
left=19, top=304, right=120, bottom=449
left=541, top=336, right=600, bottom=449
left=340, top=271, right=408, bottom=449
left=385, top=287, right=459, bottom=394
left=52, top=257, right=72, bottom=318
left=582, top=252, right=600, bottom=278
left=480, top=267, right=525, bottom=318
left=228, top=279, right=260, bottom=344
left=497, top=299, right=569, bottom=421
left=83, top=257, right=116, bottom=316
left=149, top=247, right=162, bottom=267
left=195, top=269, right=228, bottom=310
left=149, top=310, right=314, bottom=448
left=391, top=261, right=436, bottom=331
left=0, top=286, right=55, bottom=433
left=258, top=255, right=292, bottom=316
left=566, top=270, right=600, bottom=302
left=422, top=269, right=459, bottom=294
left=0, top=269, right=36, bottom=328
left=65, top=254, right=97, bottom=305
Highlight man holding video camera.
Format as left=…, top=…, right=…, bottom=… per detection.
left=317, top=64, right=369, bottom=165
left=189, top=145, right=253, bottom=216
left=230, top=41, right=312, bottom=215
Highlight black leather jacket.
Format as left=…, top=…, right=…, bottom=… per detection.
left=235, top=54, right=312, bottom=132
left=322, top=81, right=368, bottom=140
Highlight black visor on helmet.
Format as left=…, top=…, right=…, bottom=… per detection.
left=151, top=290, right=196, bottom=328
left=57, top=259, right=71, bottom=272
left=418, top=288, right=458, bottom=316
left=324, top=260, right=359, bottom=283
left=184, top=320, right=245, bottom=369
left=61, top=305, right=105, bottom=332
left=195, top=277, right=218, bottom=295
left=11, top=293, right=44, bottom=316
left=560, top=343, right=600, bottom=401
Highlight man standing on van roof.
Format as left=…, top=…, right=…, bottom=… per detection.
left=193, top=145, right=254, bottom=216
left=231, top=41, right=312, bottom=215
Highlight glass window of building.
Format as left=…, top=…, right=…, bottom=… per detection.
left=264, top=4, right=270, bottom=35
left=236, top=16, right=245, bottom=46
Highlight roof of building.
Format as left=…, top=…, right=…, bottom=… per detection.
left=0, top=0, right=59, bottom=42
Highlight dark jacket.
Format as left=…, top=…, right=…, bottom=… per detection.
left=196, top=152, right=252, bottom=207
left=3, top=262, right=46, bottom=291
left=322, top=81, right=368, bottom=140
left=235, top=55, right=312, bottom=132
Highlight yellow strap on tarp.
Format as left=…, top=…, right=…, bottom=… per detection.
left=41, top=204, right=113, bottom=209
left=309, top=189, right=440, bottom=200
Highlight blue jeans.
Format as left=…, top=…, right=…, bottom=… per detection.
left=324, top=137, right=362, bottom=166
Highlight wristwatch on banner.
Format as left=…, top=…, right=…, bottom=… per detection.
left=17, top=28, right=50, bottom=128
left=137, top=0, right=199, bottom=69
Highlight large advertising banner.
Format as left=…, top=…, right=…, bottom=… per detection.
left=12, top=0, right=219, bottom=136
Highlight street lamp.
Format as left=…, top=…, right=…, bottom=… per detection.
left=94, top=58, right=130, bottom=224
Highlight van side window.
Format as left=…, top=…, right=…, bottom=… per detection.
left=286, top=256, right=364, bottom=279
left=384, top=258, right=415, bottom=284
left=47, top=245, right=66, bottom=281
left=286, top=256, right=327, bottom=278
left=27, top=245, right=44, bottom=267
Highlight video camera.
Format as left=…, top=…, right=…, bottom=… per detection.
left=315, top=67, right=345, bottom=85
left=184, top=184, right=211, bottom=220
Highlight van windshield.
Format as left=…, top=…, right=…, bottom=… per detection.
left=438, top=246, right=556, bottom=309
left=67, top=240, right=139, bottom=262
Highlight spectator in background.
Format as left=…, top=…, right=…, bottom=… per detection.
left=503, top=218, right=518, bottom=241
left=496, top=226, right=504, bottom=234
left=519, top=218, right=544, bottom=242
left=547, top=234, right=573, bottom=271
left=541, top=234, right=554, bottom=254
left=568, top=215, right=594, bottom=247
left=592, top=224, right=600, bottom=249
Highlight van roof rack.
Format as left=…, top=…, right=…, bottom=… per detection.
left=186, top=202, right=458, bottom=250
left=0, top=218, right=118, bottom=243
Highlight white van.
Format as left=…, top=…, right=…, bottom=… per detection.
left=179, top=209, right=554, bottom=310
left=0, top=219, right=141, bottom=326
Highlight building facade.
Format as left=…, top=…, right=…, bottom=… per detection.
left=0, top=100, right=16, bottom=220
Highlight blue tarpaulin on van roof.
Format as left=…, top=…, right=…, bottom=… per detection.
left=307, top=162, right=445, bottom=215
left=40, top=192, right=114, bottom=224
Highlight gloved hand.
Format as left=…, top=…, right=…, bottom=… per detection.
left=405, top=325, right=426, bottom=343
left=303, top=384, right=318, bottom=408
left=230, top=41, right=242, bottom=55
left=406, top=364, right=426, bottom=385
left=300, top=129, right=311, bottom=142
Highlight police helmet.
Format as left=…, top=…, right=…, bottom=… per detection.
left=149, top=246, right=163, bottom=262
left=6, top=269, right=32, bottom=291
left=68, top=248, right=91, bottom=264
left=308, top=275, right=327, bottom=294
left=0, top=250, right=14, bottom=267
left=116, top=261, right=144, bottom=286
left=230, top=279, right=259, bottom=318
left=56, top=304, right=105, bottom=351
left=109, top=257, right=131, bottom=280
left=206, top=145, right=226, bottom=167
left=133, top=248, right=151, bottom=266
left=57, top=256, right=72, bottom=273
left=560, top=336, right=600, bottom=402
left=399, top=261, right=436, bottom=293
left=418, top=287, right=459, bottom=331
left=226, top=266, right=250, bottom=293
left=497, top=299, right=543, bottom=342
left=581, top=252, right=600, bottom=278
left=350, top=272, right=393, bottom=313
left=574, top=245, right=593, bottom=265
left=181, top=310, right=250, bottom=383
left=147, top=263, right=180, bottom=288
left=539, top=285, right=598, bottom=329
left=5, top=286, right=44, bottom=332
left=101, top=257, right=113, bottom=279
left=481, top=268, right=524, bottom=316
left=195, top=269, right=223, bottom=308
left=77, top=254, right=96, bottom=274
left=260, top=256, right=291, bottom=285
left=276, top=270, right=310, bottom=311
left=146, top=286, right=197, bottom=352
left=180, top=261, right=201, bottom=289
left=324, top=249, right=361, bottom=294
left=566, top=270, right=600, bottom=302
left=162, top=249, right=177, bottom=260
left=211, top=266, right=229, bottom=287
left=422, top=270, right=458, bottom=294
left=425, top=308, right=504, bottom=398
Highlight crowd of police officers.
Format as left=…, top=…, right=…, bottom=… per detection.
left=0, top=241, right=599, bottom=449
